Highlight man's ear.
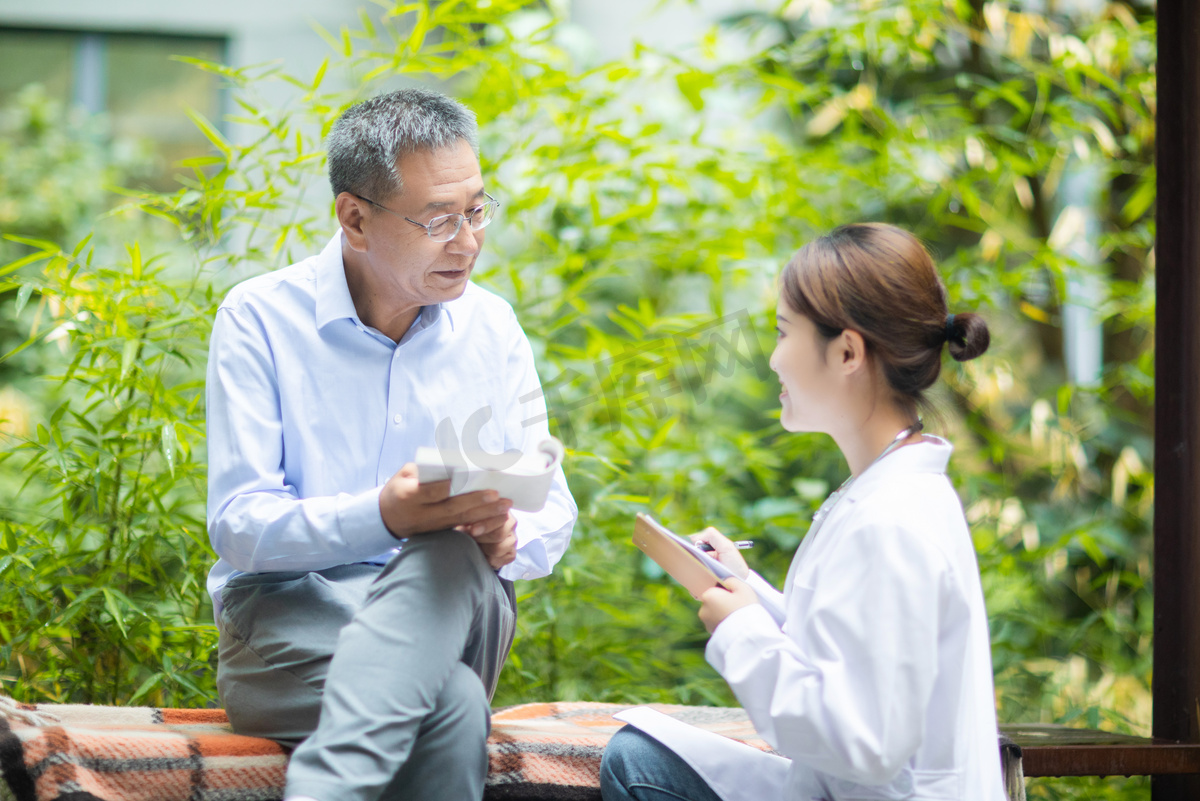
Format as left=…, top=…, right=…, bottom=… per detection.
left=335, top=192, right=370, bottom=252
left=837, top=329, right=868, bottom=375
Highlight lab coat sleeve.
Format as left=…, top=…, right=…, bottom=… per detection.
left=497, top=308, right=577, bottom=582
left=744, top=569, right=785, bottom=610
left=206, top=305, right=396, bottom=573
left=706, top=519, right=945, bottom=786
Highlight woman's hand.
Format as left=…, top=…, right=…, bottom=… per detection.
left=698, top=577, right=759, bottom=633
left=690, top=526, right=750, bottom=580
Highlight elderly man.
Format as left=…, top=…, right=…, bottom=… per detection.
left=205, top=88, right=576, bottom=801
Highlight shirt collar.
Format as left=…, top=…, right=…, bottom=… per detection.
left=843, top=435, right=953, bottom=503
left=408, top=302, right=454, bottom=335
left=314, top=229, right=456, bottom=333
left=315, top=231, right=359, bottom=330
left=432, top=300, right=456, bottom=331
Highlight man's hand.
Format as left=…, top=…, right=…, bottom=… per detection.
left=698, top=577, right=760, bottom=633
left=460, top=511, right=518, bottom=571
left=379, top=463, right=513, bottom=540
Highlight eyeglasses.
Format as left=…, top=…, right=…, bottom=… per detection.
left=353, top=192, right=500, bottom=243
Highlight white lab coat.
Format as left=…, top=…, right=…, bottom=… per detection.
left=621, top=437, right=1005, bottom=800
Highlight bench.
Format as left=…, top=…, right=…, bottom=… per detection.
left=1002, top=723, right=1200, bottom=778
left=0, top=698, right=1045, bottom=801
left=0, top=700, right=758, bottom=801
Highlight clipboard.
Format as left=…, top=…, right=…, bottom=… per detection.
left=632, top=513, right=723, bottom=599
left=633, top=513, right=787, bottom=625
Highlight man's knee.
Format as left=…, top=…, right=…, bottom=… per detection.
left=379, top=528, right=494, bottom=590
left=428, top=662, right=490, bottom=741
left=424, top=526, right=490, bottom=561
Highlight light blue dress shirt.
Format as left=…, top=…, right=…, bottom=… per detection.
left=205, top=231, right=577, bottom=615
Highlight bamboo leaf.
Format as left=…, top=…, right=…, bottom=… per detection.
left=0, top=249, right=57, bottom=278
left=128, top=242, right=142, bottom=281
left=14, top=284, right=33, bottom=315
left=121, top=340, right=140, bottom=380
left=2, top=234, right=59, bottom=250
left=161, top=422, right=178, bottom=477
left=358, top=8, right=376, bottom=39
left=1, top=334, right=42, bottom=364
left=101, top=589, right=130, bottom=638
left=311, top=57, right=330, bottom=92
left=71, top=233, right=94, bottom=259
left=128, top=674, right=163, bottom=704
left=185, top=109, right=232, bottom=158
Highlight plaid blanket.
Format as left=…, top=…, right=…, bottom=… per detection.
left=0, top=700, right=772, bottom=801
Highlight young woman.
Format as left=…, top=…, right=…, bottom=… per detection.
left=601, top=223, right=1006, bottom=800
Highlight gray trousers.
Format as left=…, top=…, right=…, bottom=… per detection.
left=215, top=529, right=516, bottom=801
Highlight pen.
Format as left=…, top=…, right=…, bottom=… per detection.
left=697, top=541, right=755, bottom=552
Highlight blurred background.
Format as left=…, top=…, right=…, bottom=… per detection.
left=0, top=1, right=1157, bottom=798
left=0, top=0, right=777, bottom=188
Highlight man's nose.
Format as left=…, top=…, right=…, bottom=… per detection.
left=446, top=222, right=481, bottom=255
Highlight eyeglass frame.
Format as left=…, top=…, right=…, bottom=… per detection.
left=351, top=191, right=500, bottom=242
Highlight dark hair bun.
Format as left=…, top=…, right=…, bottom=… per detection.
left=782, top=223, right=990, bottom=408
left=947, top=312, right=989, bottom=362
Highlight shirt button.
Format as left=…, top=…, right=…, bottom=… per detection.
left=393, top=414, right=403, bottom=424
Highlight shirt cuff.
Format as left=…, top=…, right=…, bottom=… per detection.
left=498, top=534, right=549, bottom=581
left=705, top=603, right=780, bottom=673
left=335, top=485, right=395, bottom=556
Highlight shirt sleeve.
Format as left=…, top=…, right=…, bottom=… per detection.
left=705, top=520, right=945, bottom=786
left=496, top=309, right=577, bottom=582
left=205, top=305, right=397, bottom=573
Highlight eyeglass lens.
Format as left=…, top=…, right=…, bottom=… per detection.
left=426, top=201, right=497, bottom=241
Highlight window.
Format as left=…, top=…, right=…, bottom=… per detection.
left=0, top=27, right=227, bottom=190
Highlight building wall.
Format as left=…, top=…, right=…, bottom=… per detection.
left=0, top=0, right=363, bottom=80
left=0, top=0, right=747, bottom=187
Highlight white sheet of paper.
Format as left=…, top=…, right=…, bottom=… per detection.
left=414, top=437, right=564, bottom=512
left=614, top=707, right=791, bottom=801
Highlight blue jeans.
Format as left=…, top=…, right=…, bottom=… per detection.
left=601, top=725, right=724, bottom=801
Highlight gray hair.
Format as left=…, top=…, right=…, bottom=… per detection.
left=326, top=88, right=479, bottom=202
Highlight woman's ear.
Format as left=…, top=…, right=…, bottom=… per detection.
left=335, top=193, right=370, bottom=252
left=836, top=329, right=868, bottom=375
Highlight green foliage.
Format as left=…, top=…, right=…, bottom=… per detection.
left=0, top=97, right=210, bottom=705
left=0, top=84, right=148, bottom=249
left=0, top=85, right=152, bottom=385
left=736, top=0, right=1157, bottom=729
left=0, top=88, right=211, bottom=705
left=0, top=1, right=1157, bottom=796
left=0, top=234, right=213, bottom=704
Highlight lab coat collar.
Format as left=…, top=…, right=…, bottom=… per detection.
left=842, top=435, right=953, bottom=504
left=314, top=230, right=455, bottom=332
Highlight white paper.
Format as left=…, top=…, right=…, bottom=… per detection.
left=614, top=707, right=790, bottom=801
left=414, top=437, right=564, bottom=512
